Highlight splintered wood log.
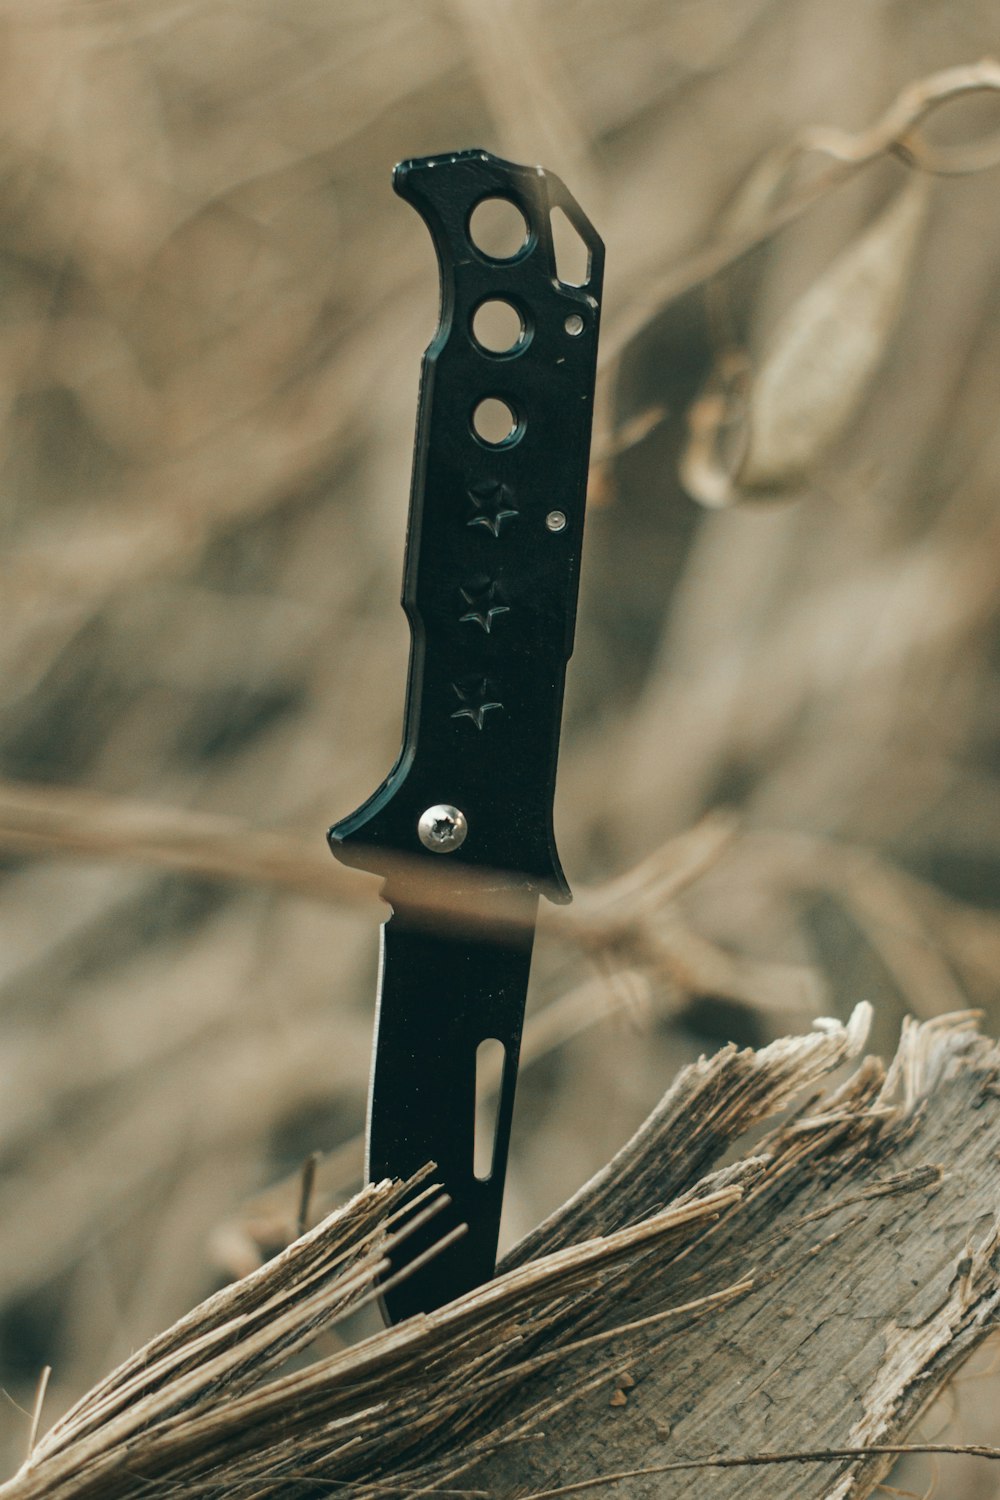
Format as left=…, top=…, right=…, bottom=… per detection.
left=5, top=1005, right=1000, bottom=1500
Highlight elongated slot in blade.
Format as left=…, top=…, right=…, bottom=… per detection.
left=474, top=1037, right=507, bottom=1182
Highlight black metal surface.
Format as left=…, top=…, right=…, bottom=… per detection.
left=367, top=897, right=536, bottom=1322
left=328, top=149, right=604, bottom=1319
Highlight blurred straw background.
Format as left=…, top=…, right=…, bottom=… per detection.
left=2, top=1, right=1000, bottom=1492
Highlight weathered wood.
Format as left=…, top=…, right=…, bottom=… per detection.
left=477, top=1008, right=1000, bottom=1498
left=5, top=1006, right=1000, bottom=1499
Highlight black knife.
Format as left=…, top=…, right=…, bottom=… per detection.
left=328, top=148, right=604, bottom=1322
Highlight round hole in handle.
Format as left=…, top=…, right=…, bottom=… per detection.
left=472, top=396, right=520, bottom=447
left=468, top=196, right=529, bottom=261
left=472, top=298, right=527, bottom=355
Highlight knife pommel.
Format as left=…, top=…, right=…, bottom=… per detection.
left=329, top=150, right=604, bottom=904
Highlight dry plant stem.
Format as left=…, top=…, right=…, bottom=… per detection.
left=734, top=829, right=1000, bottom=1015
left=800, top=59, right=1000, bottom=176
left=1, top=778, right=796, bottom=1027
left=0, top=775, right=554, bottom=940
left=24, top=1371, right=49, bottom=1463
left=599, top=58, right=1000, bottom=379
left=0, top=777, right=361, bottom=908
left=0, top=779, right=737, bottom=937
left=0, top=779, right=771, bottom=1007
left=8, top=1006, right=1000, bottom=1500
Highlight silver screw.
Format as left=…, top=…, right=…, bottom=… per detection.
left=564, top=313, right=584, bottom=336
left=546, top=510, right=567, bottom=532
left=417, top=804, right=468, bottom=853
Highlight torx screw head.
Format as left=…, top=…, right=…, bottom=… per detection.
left=418, top=804, right=468, bottom=853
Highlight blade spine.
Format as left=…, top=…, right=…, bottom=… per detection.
left=362, top=916, right=388, bottom=1190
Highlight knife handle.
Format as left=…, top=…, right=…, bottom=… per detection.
left=329, top=150, right=604, bottom=899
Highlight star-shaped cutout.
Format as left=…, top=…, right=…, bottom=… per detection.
left=467, top=480, right=518, bottom=537
left=451, top=675, right=502, bottom=730
left=459, top=576, right=509, bottom=633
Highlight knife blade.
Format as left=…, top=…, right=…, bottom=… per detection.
left=328, top=148, right=604, bottom=1322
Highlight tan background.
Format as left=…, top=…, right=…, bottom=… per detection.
left=1, top=2, right=1000, bottom=1492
